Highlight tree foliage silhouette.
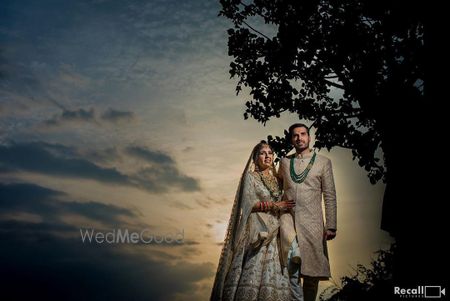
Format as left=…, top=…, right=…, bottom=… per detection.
left=319, top=244, right=395, bottom=301
left=219, top=0, right=423, bottom=185
left=219, top=0, right=445, bottom=284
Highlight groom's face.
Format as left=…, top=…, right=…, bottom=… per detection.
left=291, top=127, right=310, bottom=150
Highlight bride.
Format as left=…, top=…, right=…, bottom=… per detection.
left=210, top=141, right=296, bottom=301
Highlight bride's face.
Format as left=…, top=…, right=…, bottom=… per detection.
left=257, top=145, right=273, bottom=171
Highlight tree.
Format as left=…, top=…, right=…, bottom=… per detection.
left=220, top=0, right=423, bottom=184
left=220, top=0, right=445, bottom=284
left=319, top=244, right=395, bottom=301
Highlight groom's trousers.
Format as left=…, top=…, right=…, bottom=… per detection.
left=288, top=241, right=319, bottom=301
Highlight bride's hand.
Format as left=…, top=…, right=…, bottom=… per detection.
left=276, top=200, right=295, bottom=210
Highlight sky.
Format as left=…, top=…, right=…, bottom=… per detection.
left=0, top=0, right=392, bottom=300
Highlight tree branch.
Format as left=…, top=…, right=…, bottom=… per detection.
left=324, top=79, right=345, bottom=89
left=241, top=20, right=270, bottom=40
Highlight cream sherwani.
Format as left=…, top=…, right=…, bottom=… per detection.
left=279, top=151, right=337, bottom=279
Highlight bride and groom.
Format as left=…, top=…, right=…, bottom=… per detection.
left=211, top=123, right=337, bottom=301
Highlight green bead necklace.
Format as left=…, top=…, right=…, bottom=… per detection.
left=290, top=152, right=317, bottom=184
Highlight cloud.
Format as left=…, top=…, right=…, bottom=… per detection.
left=42, top=108, right=136, bottom=127
left=125, top=145, right=174, bottom=165
left=195, top=196, right=228, bottom=209
left=85, top=147, right=121, bottom=164
left=0, top=229, right=215, bottom=300
left=0, top=141, right=200, bottom=193
left=0, top=182, right=214, bottom=300
left=170, top=201, right=194, bottom=210
left=61, top=108, right=95, bottom=121
left=0, top=141, right=130, bottom=184
left=196, top=199, right=211, bottom=209
left=134, top=165, right=200, bottom=192
left=0, top=179, right=213, bottom=300
left=101, top=108, right=136, bottom=124
left=0, top=182, right=136, bottom=226
left=44, top=108, right=97, bottom=126
left=125, top=145, right=200, bottom=192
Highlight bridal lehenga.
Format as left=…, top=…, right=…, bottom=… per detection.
left=210, top=151, right=292, bottom=301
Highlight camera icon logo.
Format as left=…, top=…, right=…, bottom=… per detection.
left=425, top=286, right=446, bottom=298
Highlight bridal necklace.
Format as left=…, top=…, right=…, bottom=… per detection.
left=290, top=151, right=317, bottom=184
left=258, top=170, right=281, bottom=200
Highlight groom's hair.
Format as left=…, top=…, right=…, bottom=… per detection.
left=288, top=123, right=310, bottom=141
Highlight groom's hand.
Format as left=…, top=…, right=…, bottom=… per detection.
left=324, top=229, right=337, bottom=241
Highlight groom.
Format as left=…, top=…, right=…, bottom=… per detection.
left=278, top=123, right=337, bottom=301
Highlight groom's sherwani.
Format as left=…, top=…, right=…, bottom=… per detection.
left=279, top=151, right=337, bottom=278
